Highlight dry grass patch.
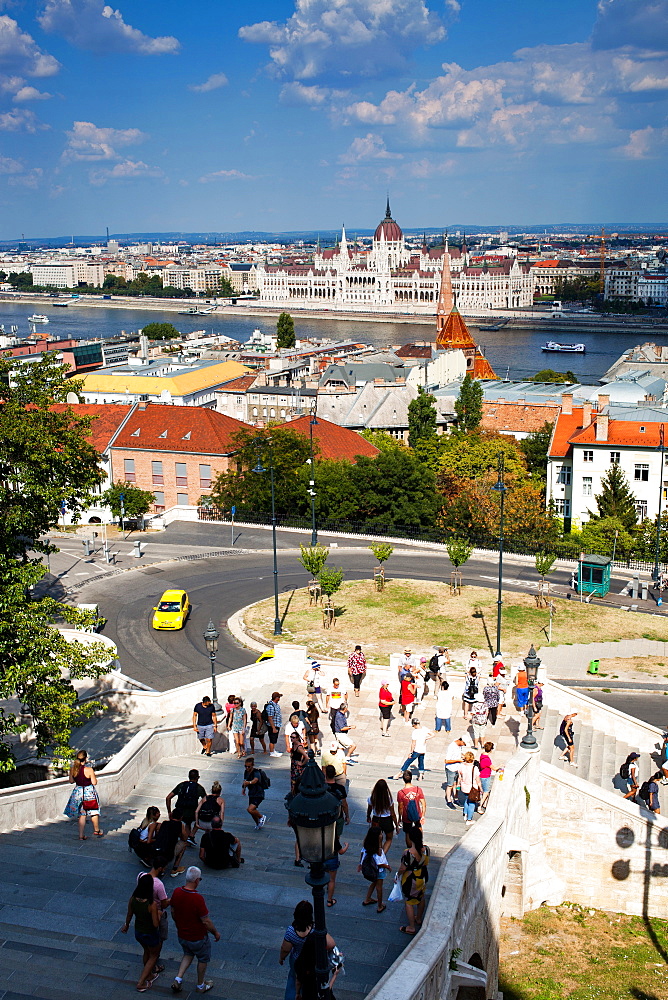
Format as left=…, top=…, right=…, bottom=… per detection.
left=596, top=655, right=668, bottom=680
left=499, top=903, right=668, bottom=999
left=242, top=579, right=668, bottom=664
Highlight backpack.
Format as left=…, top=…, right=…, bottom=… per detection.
left=176, top=781, right=201, bottom=812
left=428, top=653, right=439, bottom=673
left=619, top=760, right=630, bottom=780
left=258, top=768, right=271, bottom=790
left=128, top=827, right=142, bottom=852
left=361, top=851, right=380, bottom=882
left=405, top=792, right=421, bottom=825
left=639, top=780, right=651, bottom=803
left=261, top=703, right=271, bottom=725
left=197, top=795, right=220, bottom=823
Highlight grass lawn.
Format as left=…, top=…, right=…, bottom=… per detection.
left=241, top=579, right=668, bottom=663
left=499, top=903, right=668, bottom=1000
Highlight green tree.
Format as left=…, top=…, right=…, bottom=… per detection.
left=454, top=374, right=483, bottom=432
left=0, top=355, right=112, bottom=769
left=408, top=387, right=437, bottom=449
left=216, top=276, right=234, bottom=297
left=535, top=552, right=557, bottom=583
left=437, top=431, right=528, bottom=485
left=360, top=430, right=407, bottom=453
left=590, top=463, right=638, bottom=531
left=369, top=542, right=394, bottom=566
left=319, top=565, right=344, bottom=598
left=101, top=481, right=154, bottom=521
left=530, top=369, right=576, bottom=384
left=519, top=422, right=553, bottom=482
left=298, top=543, right=329, bottom=579
left=446, top=538, right=473, bottom=569
left=581, top=517, right=634, bottom=559
left=347, top=449, right=439, bottom=529
left=141, top=322, right=180, bottom=340
left=276, top=311, right=296, bottom=350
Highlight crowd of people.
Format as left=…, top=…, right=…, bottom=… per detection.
left=63, top=644, right=549, bottom=997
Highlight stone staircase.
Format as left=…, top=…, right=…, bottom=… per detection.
left=539, top=707, right=657, bottom=793
left=0, top=746, right=468, bottom=1000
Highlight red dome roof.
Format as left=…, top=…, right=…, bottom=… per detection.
left=374, top=198, right=403, bottom=242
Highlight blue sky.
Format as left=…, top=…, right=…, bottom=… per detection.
left=0, top=0, right=666, bottom=237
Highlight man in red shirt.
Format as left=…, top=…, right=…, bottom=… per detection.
left=170, top=866, right=220, bottom=994
left=396, top=770, right=426, bottom=845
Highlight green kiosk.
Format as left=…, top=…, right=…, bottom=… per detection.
left=578, top=553, right=612, bottom=597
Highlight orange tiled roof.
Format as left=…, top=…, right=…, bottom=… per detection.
left=531, top=259, right=560, bottom=268
left=112, top=403, right=251, bottom=455
left=548, top=407, right=585, bottom=458
left=572, top=420, right=663, bottom=449
left=216, top=375, right=257, bottom=393
left=286, top=415, right=380, bottom=463
left=436, top=307, right=497, bottom=379
left=51, top=403, right=133, bottom=453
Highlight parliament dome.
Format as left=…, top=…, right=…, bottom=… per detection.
left=374, top=198, right=403, bottom=242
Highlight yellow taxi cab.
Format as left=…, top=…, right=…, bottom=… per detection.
left=255, top=649, right=275, bottom=663
left=152, top=589, right=190, bottom=630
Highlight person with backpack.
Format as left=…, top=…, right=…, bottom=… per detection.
left=130, top=806, right=162, bottom=866
left=457, top=751, right=482, bottom=826
left=120, top=872, right=162, bottom=991
left=621, top=752, right=641, bottom=801
left=397, top=826, right=430, bottom=935
left=194, top=782, right=225, bottom=833
left=462, top=667, right=478, bottom=721
left=396, top=770, right=426, bottom=844
left=264, top=692, right=283, bottom=757
left=152, top=805, right=189, bottom=878
left=358, top=826, right=391, bottom=913
left=250, top=701, right=268, bottom=755
left=166, top=769, right=206, bottom=846
left=660, top=733, right=668, bottom=784
left=199, top=816, right=243, bottom=870
left=242, top=755, right=268, bottom=829
left=640, top=772, right=662, bottom=814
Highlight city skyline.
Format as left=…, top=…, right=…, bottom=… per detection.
left=0, top=0, right=666, bottom=237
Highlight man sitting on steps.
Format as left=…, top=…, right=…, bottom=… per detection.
left=199, top=816, right=243, bottom=870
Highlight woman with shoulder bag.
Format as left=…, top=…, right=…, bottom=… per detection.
left=64, top=749, right=103, bottom=840
left=305, top=701, right=321, bottom=754
left=456, top=751, right=482, bottom=826
left=397, top=826, right=430, bottom=935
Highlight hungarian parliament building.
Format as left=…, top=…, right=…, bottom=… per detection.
left=256, top=201, right=534, bottom=315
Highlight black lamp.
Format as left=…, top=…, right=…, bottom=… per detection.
left=203, top=619, right=221, bottom=711
left=288, top=752, right=339, bottom=996
left=520, top=644, right=541, bottom=751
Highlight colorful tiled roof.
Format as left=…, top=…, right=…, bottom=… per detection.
left=112, top=403, right=250, bottom=455
left=286, top=415, right=380, bottom=463
left=51, top=403, right=133, bottom=452
left=79, top=360, right=251, bottom=397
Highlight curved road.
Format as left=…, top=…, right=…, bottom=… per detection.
left=74, top=521, right=618, bottom=691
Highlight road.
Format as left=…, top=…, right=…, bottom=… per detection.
left=68, top=521, right=659, bottom=696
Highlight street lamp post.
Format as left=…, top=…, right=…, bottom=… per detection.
left=653, top=424, right=665, bottom=585
left=288, top=752, right=339, bottom=999
left=253, top=441, right=282, bottom=636
left=203, top=620, right=221, bottom=711
left=492, top=452, right=507, bottom=659
left=519, top=644, right=541, bottom=751
left=308, top=405, right=318, bottom=546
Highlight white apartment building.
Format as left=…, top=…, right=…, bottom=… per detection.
left=162, top=266, right=225, bottom=292
left=32, top=260, right=105, bottom=288
left=547, top=393, right=668, bottom=528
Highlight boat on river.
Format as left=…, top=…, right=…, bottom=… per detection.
left=541, top=341, right=585, bottom=353
left=28, top=314, right=49, bottom=323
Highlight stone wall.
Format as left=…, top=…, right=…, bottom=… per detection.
left=541, top=761, right=668, bottom=917
left=544, top=679, right=663, bottom=753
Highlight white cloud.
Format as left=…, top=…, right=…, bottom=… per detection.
left=89, top=158, right=163, bottom=184
left=0, top=153, right=21, bottom=172
left=0, top=14, right=60, bottom=76
left=620, top=124, right=668, bottom=158
left=280, top=81, right=339, bottom=105
left=38, top=0, right=180, bottom=55
left=0, top=107, right=42, bottom=130
left=198, top=169, right=254, bottom=182
left=13, top=85, right=52, bottom=101
left=338, top=132, right=402, bottom=162
left=240, top=0, right=447, bottom=80
left=189, top=72, right=228, bottom=93
left=8, top=166, right=43, bottom=187
left=63, top=120, right=145, bottom=161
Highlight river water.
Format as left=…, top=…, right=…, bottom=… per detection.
left=1, top=299, right=664, bottom=383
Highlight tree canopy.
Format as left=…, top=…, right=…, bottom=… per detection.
left=408, top=387, right=437, bottom=449
left=590, top=463, right=638, bottom=531
left=101, top=481, right=154, bottom=520
left=454, top=374, right=483, bottom=432
left=141, top=322, right=180, bottom=340
left=276, top=311, right=296, bottom=350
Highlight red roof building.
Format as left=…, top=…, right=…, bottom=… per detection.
left=286, top=415, right=380, bottom=462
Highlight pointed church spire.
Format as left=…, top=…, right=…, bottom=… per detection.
left=385, top=195, right=392, bottom=219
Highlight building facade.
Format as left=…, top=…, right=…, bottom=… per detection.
left=257, top=201, right=534, bottom=315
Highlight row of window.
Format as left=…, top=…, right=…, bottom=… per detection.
left=554, top=498, right=649, bottom=519
left=153, top=491, right=190, bottom=513
left=123, top=459, right=212, bottom=490
left=558, top=456, right=648, bottom=482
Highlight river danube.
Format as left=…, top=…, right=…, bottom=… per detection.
left=1, top=299, right=662, bottom=383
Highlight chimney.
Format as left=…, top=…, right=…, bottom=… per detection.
left=596, top=412, right=609, bottom=442
left=582, top=401, right=592, bottom=426
left=598, top=393, right=610, bottom=409
left=561, top=393, right=573, bottom=415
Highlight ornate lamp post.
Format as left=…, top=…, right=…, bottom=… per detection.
left=203, top=620, right=221, bottom=711
left=519, top=644, right=541, bottom=751
left=491, top=452, right=507, bottom=658
left=253, top=440, right=282, bottom=636
left=288, top=752, right=339, bottom=999
left=308, top=404, right=318, bottom=546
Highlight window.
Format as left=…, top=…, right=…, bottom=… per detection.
left=236, top=396, right=243, bottom=405
left=199, top=463, right=212, bottom=489
left=610, top=451, right=620, bottom=464
left=151, top=460, right=164, bottom=485
left=175, top=462, right=188, bottom=487
left=554, top=498, right=571, bottom=516
left=635, top=500, right=648, bottom=520
left=582, top=476, right=592, bottom=496
left=662, top=480, right=668, bottom=502
left=153, top=491, right=165, bottom=512
left=557, top=465, right=571, bottom=485
left=177, top=493, right=189, bottom=506
left=582, top=451, right=593, bottom=463
left=123, top=458, right=136, bottom=482
left=634, top=463, right=649, bottom=482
